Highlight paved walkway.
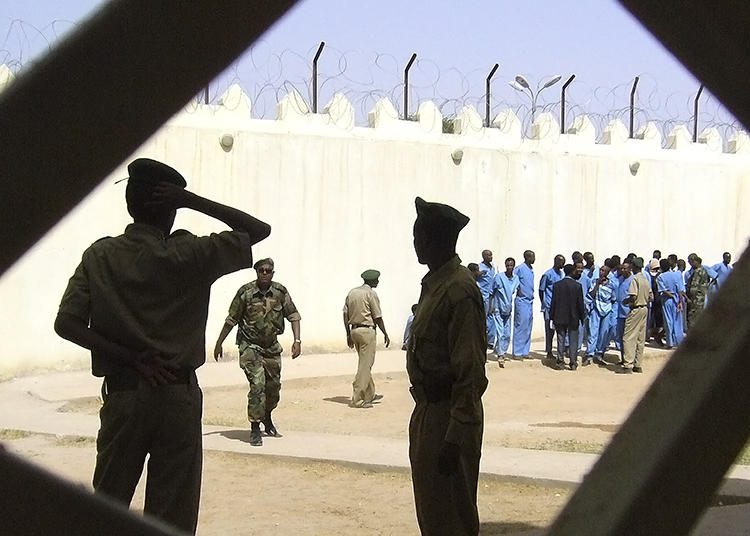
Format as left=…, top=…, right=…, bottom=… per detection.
left=1, top=346, right=748, bottom=534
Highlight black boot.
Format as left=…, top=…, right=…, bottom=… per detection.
left=263, top=413, right=278, bottom=437
left=250, top=422, right=263, bottom=446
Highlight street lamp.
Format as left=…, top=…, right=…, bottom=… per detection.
left=510, top=74, right=562, bottom=126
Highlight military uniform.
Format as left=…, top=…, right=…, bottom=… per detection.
left=408, top=196, right=487, bottom=536
left=58, top=221, right=252, bottom=534
left=686, top=266, right=710, bottom=329
left=343, top=281, right=383, bottom=406
left=622, top=267, right=653, bottom=370
left=226, top=280, right=301, bottom=422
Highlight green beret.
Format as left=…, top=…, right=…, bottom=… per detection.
left=633, top=257, right=644, bottom=269
left=415, top=196, right=469, bottom=232
left=127, top=158, right=186, bottom=187
left=254, top=258, right=274, bottom=270
left=361, top=269, right=380, bottom=281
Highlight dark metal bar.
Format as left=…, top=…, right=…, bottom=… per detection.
left=629, top=75, right=639, bottom=138
left=0, top=0, right=299, bottom=277
left=560, top=74, right=575, bottom=134
left=204, top=86, right=209, bottom=105
left=403, top=53, right=417, bottom=120
left=312, top=41, right=325, bottom=113
left=620, top=0, right=750, bottom=133
left=693, top=83, right=705, bottom=142
left=485, top=63, right=499, bottom=127
left=0, top=448, right=182, bottom=535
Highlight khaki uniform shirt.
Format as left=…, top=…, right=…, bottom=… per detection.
left=406, top=255, right=488, bottom=445
left=58, top=223, right=252, bottom=376
left=343, top=284, right=382, bottom=326
left=225, top=280, right=301, bottom=352
left=628, top=272, right=654, bottom=307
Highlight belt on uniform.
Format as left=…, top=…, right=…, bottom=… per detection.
left=350, top=324, right=375, bottom=329
left=104, top=368, right=195, bottom=392
left=409, top=384, right=451, bottom=404
left=631, top=304, right=648, bottom=308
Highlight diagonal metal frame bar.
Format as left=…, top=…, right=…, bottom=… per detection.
left=548, top=2, right=750, bottom=533
left=0, top=0, right=298, bottom=276
left=0, top=448, right=183, bottom=535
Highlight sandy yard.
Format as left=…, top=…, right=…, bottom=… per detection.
left=2, top=346, right=748, bottom=535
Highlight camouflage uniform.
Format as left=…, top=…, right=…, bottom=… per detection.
left=406, top=255, right=488, bottom=536
left=686, top=266, right=710, bottom=330
left=225, top=281, right=300, bottom=422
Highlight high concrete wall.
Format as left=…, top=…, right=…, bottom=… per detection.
left=1, top=80, right=749, bottom=377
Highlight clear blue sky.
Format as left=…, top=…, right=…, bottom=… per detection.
left=0, top=0, right=736, bottom=129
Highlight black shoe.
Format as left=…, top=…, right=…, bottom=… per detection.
left=554, top=362, right=566, bottom=370
left=593, top=356, right=604, bottom=366
left=582, top=358, right=592, bottom=367
left=498, top=360, right=504, bottom=368
left=546, top=352, right=554, bottom=360
left=633, top=366, right=643, bottom=373
left=569, top=363, right=578, bottom=371
left=372, top=394, right=384, bottom=402
left=250, top=428, right=263, bottom=446
left=263, top=414, right=279, bottom=437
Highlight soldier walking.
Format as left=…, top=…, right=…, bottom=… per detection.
left=407, top=197, right=487, bottom=536
left=214, top=258, right=301, bottom=446
left=343, top=269, right=390, bottom=408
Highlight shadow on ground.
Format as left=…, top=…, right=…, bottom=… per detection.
left=479, top=521, right=544, bottom=535
left=323, top=396, right=351, bottom=405
left=205, top=429, right=249, bottom=443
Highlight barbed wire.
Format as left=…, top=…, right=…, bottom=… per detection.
left=1, top=19, right=743, bottom=145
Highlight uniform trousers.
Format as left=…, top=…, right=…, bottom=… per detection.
left=662, top=298, right=684, bottom=347
left=494, top=312, right=512, bottom=355
left=512, top=299, right=533, bottom=356
left=351, top=326, right=377, bottom=405
left=409, top=399, right=482, bottom=536
left=94, top=379, right=203, bottom=534
left=239, top=343, right=282, bottom=422
left=622, top=306, right=648, bottom=369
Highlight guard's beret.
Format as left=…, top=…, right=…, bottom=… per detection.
left=415, top=196, right=469, bottom=232
left=254, top=258, right=274, bottom=270
left=361, top=269, right=380, bottom=280
left=127, top=158, right=186, bottom=187
left=633, top=256, right=644, bottom=269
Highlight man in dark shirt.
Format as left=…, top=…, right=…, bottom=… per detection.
left=550, top=264, right=585, bottom=370
left=55, top=158, right=270, bottom=533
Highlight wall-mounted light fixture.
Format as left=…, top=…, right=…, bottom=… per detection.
left=220, top=133, right=234, bottom=152
left=451, top=148, right=464, bottom=165
left=629, top=161, right=640, bottom=175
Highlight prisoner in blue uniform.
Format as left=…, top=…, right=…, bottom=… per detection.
left=657, top=260, right=685, bottom=348
left=539, top=254, right=565, bottom=358
left=477, top=250, right=499, bottom=349
left=513, top=250, right=536, bottom=357
left=587, top=265, right=617, bottom=361
left=711, top=252, right=732, bottom=294
left=491, top=257, right=520, bottom=360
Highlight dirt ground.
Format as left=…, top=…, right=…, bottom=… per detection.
left=3, top=347, right=747, bottom=535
